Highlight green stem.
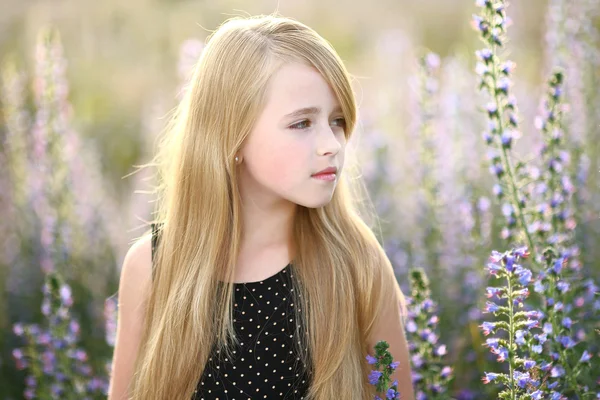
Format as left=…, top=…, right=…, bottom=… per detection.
left=548, top=276, right=583, bottom=399
left=488, top=43, right=536, bottom=260
left=506, top=274, right=516, bottom=400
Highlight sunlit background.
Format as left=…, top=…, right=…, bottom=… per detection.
left=1, top=0, right=598, bottom=398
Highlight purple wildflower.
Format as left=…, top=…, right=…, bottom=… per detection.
left=484, top=301, right=500, bottom=313
left=579, top=350, right=591, bottom=362
left=482, top=372, right=499, bottom=384
left=480, top=321, right=496, bottom=336
left=368, top=370, right=383, bottom=385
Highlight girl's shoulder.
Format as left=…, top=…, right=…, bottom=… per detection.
left=119, top=231, right=154, bottom=303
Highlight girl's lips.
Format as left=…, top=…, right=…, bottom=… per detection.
left=312, top=166, right=338, bottom=176
left=311, top=173, right=336, bottom=181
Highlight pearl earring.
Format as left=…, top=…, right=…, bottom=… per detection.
left=235, top=156, right=239, bottom=163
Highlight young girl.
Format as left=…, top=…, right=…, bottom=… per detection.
left=108, top=13, right=414, bottom=400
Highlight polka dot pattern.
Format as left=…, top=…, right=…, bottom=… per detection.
left=192, top=264, right=311, bottom=399
left=150, top=224, right=311, bottom=400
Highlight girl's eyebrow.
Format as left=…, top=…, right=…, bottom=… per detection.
left=282, top=105, right=343, bottom=119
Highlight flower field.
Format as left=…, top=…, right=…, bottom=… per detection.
left=0, top=0, right=598, bottom=398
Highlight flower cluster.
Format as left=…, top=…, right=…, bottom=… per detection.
left=473, top=0, right=533, bottom=248
left=529, top=249, right=598, bottom=398
left=479, top=247, right=547, bottom=398
left=405, top=268, right=453, bottom=399
left=6, top=26, right=112, bottom=399
left=367, top=341, right=402, bottom=399
left=474, top=3, right=600, bottom=397
left=528, top=69, right=577, bottom=251
left=12, top=273, right=108, bottom=399
left=526, top=69, right=598, bottom=397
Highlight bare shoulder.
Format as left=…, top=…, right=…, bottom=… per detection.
left=107, top=232, right=153, bottom=399
left=120, top=233, right=153, bottom=296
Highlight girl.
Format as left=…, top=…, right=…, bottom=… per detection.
left=108, top=13, right=414, bottom=400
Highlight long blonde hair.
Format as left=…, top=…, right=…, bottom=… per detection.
left=130, top=12, right=406, bottom=400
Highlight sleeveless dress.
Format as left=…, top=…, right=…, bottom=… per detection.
left=150, top=223, right=312, bottom=399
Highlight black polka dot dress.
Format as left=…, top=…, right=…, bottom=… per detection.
left=150, top=224, right=312, bottom=399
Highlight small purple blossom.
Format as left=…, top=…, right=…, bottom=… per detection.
left=486, top=287, right=503, bottom=298
left=482, top=372, right=499, bottom=384
left=550, top=365, right=565, bottom=378
left=484, top=301, right=500, bottom=313
left=515, top=330, right=526, bottom=346
left=476, top=48, right=493, bottom=62
left=366, top=354, right=378, bottom=365
left=480, top=321, right=497, bottom=336
left=579, top=350, right=591, bottom=362
left=369, top=370, right=383, bottom=385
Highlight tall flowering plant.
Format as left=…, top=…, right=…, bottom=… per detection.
left=365, top=268, right=453, bottom=400
left=5, top=26, right=111, bottom=399
left=528, top=69, right=599, bottom=397
left=480, top=246, right=545, bottom=398
left=405, top=268, right=453, bottom=399
left=12, top=273, right=108, bottom=399
left=367, top=341, right=402, bottom=400
left=472, top=0, right=533, bottom=249
left=473, top=0, right=599, bottom=397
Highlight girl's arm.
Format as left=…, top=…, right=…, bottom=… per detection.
left=367, top=281, right=415, bottom=400
left=107, top=237, right=153, bottom=400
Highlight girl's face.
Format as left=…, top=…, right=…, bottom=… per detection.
left=238, top=62, right=347, bottom=209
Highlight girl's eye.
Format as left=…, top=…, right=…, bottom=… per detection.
left=290, top=120, right=311, bottom=130
left=333, top=118, right=346, bottom=128
left=289, top=118, right=346, bottom=130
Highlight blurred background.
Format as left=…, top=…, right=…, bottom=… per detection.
left=0, top=0, right=598, bottom=398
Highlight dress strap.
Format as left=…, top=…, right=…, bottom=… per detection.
left=150, top=223, right=162, bottom=281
